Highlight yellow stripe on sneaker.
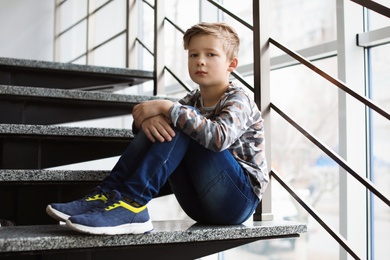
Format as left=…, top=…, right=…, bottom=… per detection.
left=86, top=194, right=107, bottom=202
left=106, top=200, right=146, bottom=213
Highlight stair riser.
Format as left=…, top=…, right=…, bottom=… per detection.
left=1, top=138, right=130, bottom=169
left=0, top=98, right=133, bottom=125
left=1, top=183, right=98, bottom=225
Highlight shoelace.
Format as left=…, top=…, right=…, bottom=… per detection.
left=86, top=193, right=108, bottom=202
left=106, top=201, right=121, bottom=210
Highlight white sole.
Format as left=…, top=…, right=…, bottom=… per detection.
left=46, top=205, right=70, bottom=222
left=66, top=219, right=154, bottom=235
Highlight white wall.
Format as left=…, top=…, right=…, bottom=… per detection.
left=0, top=0, right=55, bottom=61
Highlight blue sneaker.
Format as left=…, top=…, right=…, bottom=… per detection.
left=66, top=190, right=153, bottom=235
left=46, top=187, right=108, bottom=222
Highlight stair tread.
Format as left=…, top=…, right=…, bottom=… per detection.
left=0, top=57, right=153, bottom=79
left=0, top=57, right=153, bottom=90
left=0, top=220, right=307, bottom=253
left=0, top=169, right=109, bottom=182
left=0, top=124, right=134, bottom=138
left=0, top=85, right=177, bottom=104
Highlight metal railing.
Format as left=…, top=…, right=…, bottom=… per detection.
left=54, top=0, right=390, bottom=259
left=144, top=0, right=390, bottom=259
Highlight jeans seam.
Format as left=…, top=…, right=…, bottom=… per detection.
left=139, top=133, right=180, bottom=201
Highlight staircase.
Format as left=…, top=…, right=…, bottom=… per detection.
left=0, top=57, right=306, bottom=259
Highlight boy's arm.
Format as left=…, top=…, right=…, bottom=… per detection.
left=171, top=91, right=257, bottom=152
left=132, top=100, right=175, bottom=142
left=133, top=100, right=174, bottom=128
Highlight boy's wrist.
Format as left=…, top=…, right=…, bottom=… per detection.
left=161, top=100, right=174, bottom=118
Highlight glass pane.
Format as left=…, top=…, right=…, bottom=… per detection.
left=90, top=0, right=111, bottom=13
left=140, top=1, right=154, bottom=56
left=270, top=57, right=338, bottom=145
left=165, top=0, right=199, bottom=31
left=73, top=55, right=87, bottom=65
left=164, top=22, right=194, bottom=93
left=269, top=58, right=340, bottom=259
left=270, top=0, right=336, bottom=53
left=59, top=0, right=87, bottom=32
left=92, top=34, right=126, bottom=68
left=90, top=0, right=127, bottom=48
left=370, top=43, right=390, bottom=260
left=222, top=0, right=252, bottom=26
left=58, top=20, right=87, bottom=62
left=369, top=8, right=390, bottom=30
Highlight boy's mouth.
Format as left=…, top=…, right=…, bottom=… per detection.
left=196, top=70, right=206, bottom=75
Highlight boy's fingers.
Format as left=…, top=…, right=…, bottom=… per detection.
left=159, top=120, right=175, bottom=140
left=141, top=115, right=175, bottom=142
left=144, top=129, right=156, bottom=142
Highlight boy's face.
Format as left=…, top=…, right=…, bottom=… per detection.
left=187, top=34, right=236, bottom=89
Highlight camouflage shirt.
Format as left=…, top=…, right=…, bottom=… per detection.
left=170, top=82, right=268, bottom=199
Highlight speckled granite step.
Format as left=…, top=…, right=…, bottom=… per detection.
left=0, top=170, right=109, bottom=183
left=0, top=123, right=134, bottom=138
left=0, top=85, right=175, bottom=103
left=0, top=220, right=307, bottom=258
left=0, top=57, right=153, bottom=90
left=0, top=124, right=134, bottom=169
left=0, top=85, right=178, bottom=124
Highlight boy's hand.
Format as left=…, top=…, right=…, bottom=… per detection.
left=133, top=100, right=174, bottom=128
left=141, top=115, right=175, bottom=142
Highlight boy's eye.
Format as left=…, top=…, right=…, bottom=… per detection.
left=207, top=53, right=216, bottom=57
left=189, top=53, right=198, bottom=58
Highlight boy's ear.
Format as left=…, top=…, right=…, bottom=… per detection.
left=228, top=57, right=238, bottom=72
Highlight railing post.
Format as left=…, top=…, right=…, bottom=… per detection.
left=127, top=0, right=138, bottom=68
left=336, top=0, right=368, bottom=259
left=153, top=0, right=165, bottom=95
left=252, top=0, right=273, bottom=221
left=54, top=0, right=61, bottom=62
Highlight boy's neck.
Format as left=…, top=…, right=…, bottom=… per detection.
left=199, top=83, right=230, bottom=107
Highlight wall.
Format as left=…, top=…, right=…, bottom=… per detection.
left=0, top=0, right=54, bottom=61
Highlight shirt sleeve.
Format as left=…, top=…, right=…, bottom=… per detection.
left=170, top=90, right=254, bottom=152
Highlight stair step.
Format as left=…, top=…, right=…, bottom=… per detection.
left=0, top=170, right=109, bottom=183
left=0, top=57, right=153, bottom=90
left=0, top=220, right=307, bottom=259
left=0, top=123, right=134, bottom=138
left=0, top=124, right=133, bottom=169
left=0, top=169, right=173, bottom=194
left=0, top=85, right=177, bottom=125
left=0, top=169, right=168, bottom=226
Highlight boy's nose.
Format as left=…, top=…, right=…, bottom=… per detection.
left=197, top=58, right=205, bottom=66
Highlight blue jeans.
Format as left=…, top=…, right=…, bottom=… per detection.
left=100, top=129, right=259, bottom=225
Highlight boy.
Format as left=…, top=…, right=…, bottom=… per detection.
left=46, top=22, right=268, bottom=235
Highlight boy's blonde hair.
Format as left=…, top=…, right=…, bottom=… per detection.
left=183, top=22, right=240, bottom=60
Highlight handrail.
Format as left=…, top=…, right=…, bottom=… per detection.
left=231, top=71, right=254, bottom=92
left=164, top=66, right=193, bottom=93
left=142, top=0, right=154, bottom=9
left=165, top=17, right=185, bottom=34
left=136, top=38, right=153, bottom=56
left=271, top=102, right=390, bottom=207
left=350, top=0, right=390, bottom=18
left=269, top=37, right=390, bottom=121
left=271, top=169, right=361, bottom=260
left=206, top=0, right=253, bottom=30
